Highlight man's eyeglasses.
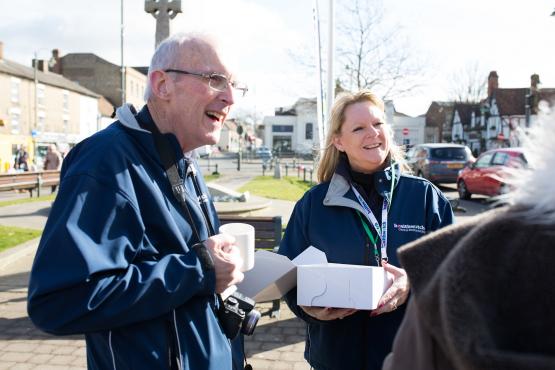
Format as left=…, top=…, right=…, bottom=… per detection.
left=164, top=69, right=248, bottom=97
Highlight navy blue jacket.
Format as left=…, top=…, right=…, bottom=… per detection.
left=278, top=158, right=454, bottom=370
left=27, top=105, right=238, bottom=370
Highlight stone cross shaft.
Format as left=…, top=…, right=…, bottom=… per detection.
left=145, top=0, right=182, bottom=48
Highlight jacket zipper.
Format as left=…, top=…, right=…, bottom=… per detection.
left=108, top=330, right=117, bottom=370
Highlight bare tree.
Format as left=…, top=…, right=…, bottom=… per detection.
left=288, top=0, right=424, bottom=100
left=448, top=62, right=487, bottom=103
left=230, top=107, right=264, bottom=129
left=336, top=0, right=424, bottom=98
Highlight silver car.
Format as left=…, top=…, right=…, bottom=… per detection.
left=406, top=143, right=474, bottom=184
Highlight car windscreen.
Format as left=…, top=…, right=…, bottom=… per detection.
left=430, top=147, right=468, bottom=160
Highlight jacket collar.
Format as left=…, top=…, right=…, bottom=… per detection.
left=324, top=155, right=402, bottom=209
left=115, top=103, right=195, bottom=160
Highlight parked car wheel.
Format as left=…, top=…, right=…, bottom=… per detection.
left=458, top=180, right=471, bottom=200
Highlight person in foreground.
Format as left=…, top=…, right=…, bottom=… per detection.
left=278, top=90, right=454, bottom=370
left=382, top=108, right=555, bottom=370
left=27, top=33, right=248, bottom=370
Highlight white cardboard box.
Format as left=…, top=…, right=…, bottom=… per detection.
left=237, top=246, right=391, bottom=310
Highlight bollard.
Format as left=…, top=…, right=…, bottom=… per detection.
left=309, top=168, right=313, bottom=184
left=274, top=158, right=282, bottom=179
left=262, top=163, right=267, bottom=176
left=303, top=167, right=307, bottom=182
left=37, top=174, right=43, bottom=198
left=237, top=151, right=242, bottom=171
left=285, top=164, right=289, bottom=177
left=212, top=163, right=219, bottom=175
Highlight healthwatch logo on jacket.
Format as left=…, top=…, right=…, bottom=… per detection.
left=393, top=224, right=426, bottom=234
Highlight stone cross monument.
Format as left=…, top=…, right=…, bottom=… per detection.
left=145, top=0, right=182, bottom=49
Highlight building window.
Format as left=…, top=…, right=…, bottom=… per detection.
left=37, top=84, right=45, bottom=106
left=63, top=90, right=69, bottom=111
left=10, top=111, right=20, bottom=134
left=272, top=125, right=293, bottom=133
left=305, top=122, right=313, bottom=140
left=11, top=78, right=21, bottom=103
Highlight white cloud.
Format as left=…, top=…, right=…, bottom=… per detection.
left=1, top=0, right=554, bottom=118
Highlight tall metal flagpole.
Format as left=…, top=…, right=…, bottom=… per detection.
left=325, top=0, right=335, bottom=140
left=120, top=0, right=126, bottom=106
left=313, top=0, right=325, bottom=150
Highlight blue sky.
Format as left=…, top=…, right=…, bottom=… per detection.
left=1, top=0, right=554, bottom=117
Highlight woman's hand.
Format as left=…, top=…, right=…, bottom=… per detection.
left=370, top=261, right=410, bottom=317
left=300, top=306, right=357, bottom=321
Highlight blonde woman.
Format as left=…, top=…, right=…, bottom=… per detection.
left=278, top=90, right=454, bottom=370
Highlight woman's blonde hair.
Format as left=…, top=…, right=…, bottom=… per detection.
left=316, top=90, right=409, bottom=183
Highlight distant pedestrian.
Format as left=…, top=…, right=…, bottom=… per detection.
left=14, top=145, right=29, bottom=171
left=43, top=144, right=62, bottom=193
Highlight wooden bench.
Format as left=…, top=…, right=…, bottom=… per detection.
left=0, top=170, right=61, bottom=197
left=218, top=215, right=283, bottom=318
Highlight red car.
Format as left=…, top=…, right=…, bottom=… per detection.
left=457, top=148, right=527, bottom=199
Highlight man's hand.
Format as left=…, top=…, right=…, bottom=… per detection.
left=300, top=306, right=357, bottom=321
left=203, top=234, right=244, bottom=294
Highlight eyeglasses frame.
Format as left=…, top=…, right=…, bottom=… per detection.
left=164, top=69, right=248, bottom=97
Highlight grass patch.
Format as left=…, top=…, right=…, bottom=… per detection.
left=0, top=225, right=41, bottom=253
left=204, top=173, right=221, bottom=182
left=238, top=176, right=314, bottom=202
left=0, top=194, right=57, bottom=208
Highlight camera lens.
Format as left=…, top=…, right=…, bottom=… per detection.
left=241, top=309, right=261, bottom=336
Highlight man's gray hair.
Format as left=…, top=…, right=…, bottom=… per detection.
left=143, top=32, right=218, bottom=101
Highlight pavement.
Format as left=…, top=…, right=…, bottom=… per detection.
left=0, top=163, right=488, bottom=369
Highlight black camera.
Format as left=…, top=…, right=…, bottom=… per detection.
left=218, top=291, right=261, bottom=340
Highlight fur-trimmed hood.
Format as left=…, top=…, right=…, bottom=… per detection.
left=392, top=207, right=555, bottom=370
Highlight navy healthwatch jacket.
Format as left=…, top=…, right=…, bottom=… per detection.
left=278, top=160, right=454, bottom=370
left=27, top=105, right=237, bottom=370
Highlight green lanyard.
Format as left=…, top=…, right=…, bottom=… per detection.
left=357, top=211, right=380, bottom=265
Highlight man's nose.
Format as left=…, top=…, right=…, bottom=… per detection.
left=219, top=83, right=235, bottom=106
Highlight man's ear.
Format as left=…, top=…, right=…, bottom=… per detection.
left=150, top=70, right=172, bottom=100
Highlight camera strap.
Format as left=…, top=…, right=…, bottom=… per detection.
left=136, top=112, right=252, bottom=370
left=137, top=114, right=215, bottom=239
left=136, top=112, right=218, bottom=370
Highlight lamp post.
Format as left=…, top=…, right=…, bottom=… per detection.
left=32, top=49, right=49, bottom=167
left=120, top=0, right=126, bottom=106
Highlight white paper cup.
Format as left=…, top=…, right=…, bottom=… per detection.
left=219, top=223, right=255, bottom=271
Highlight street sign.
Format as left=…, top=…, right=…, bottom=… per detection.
left=402, top=128, right=409, bottom=136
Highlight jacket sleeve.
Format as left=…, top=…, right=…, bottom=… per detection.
left=277, top=195, right=334, bottom=325
left=27, top=174, right=216, bottom=335
left=426, top=186, right=455, bottom=232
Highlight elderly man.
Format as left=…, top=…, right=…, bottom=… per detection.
left=28, top=33, right=248, bottom=370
